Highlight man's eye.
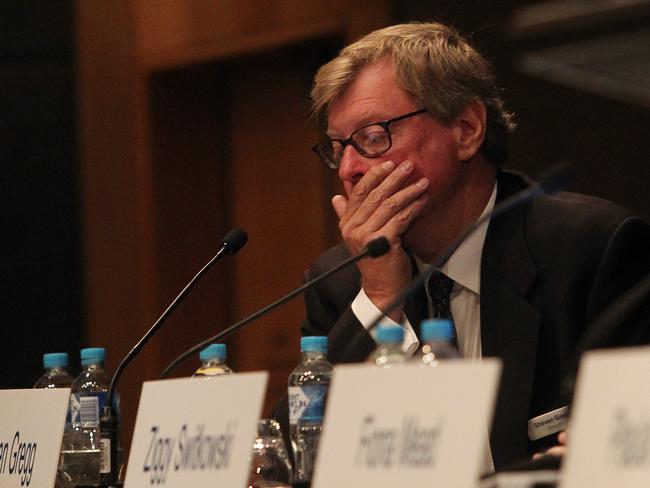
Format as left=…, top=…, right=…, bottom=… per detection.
left=367, top=132, right=386, bottom=143
left=357, top=127, right=387, bottom=146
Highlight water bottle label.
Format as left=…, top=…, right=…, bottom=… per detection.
left=70, top=391, right=107, bottom=424
left=80, top=396, right=100, bottom=423
left=288, top=385, right=327, bottom=424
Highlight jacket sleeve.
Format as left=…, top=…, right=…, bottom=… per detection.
left=582, top=216, right=650, bottom=348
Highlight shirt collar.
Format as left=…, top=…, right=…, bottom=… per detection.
left=416, top=182, right=497, bottom=295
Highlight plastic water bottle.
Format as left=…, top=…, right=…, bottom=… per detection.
left=34, top=353, right=75, bottom=488
left=368, top=323, right=407, bottom=367
left=288, top=336, right=332, bottom=483
left=247, top=418, right=293, bottom=488
left=66, top=347, right=111, bottom=486
left=192, top=343, right=233, bottom=377
left=34, top=352, right=74, bottom=388
left=417, top=318, right=461, bottom=366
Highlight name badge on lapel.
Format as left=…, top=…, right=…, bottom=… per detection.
left=528, top=406, right=568, bottom=441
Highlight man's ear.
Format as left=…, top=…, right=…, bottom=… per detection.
left=453, top=100, right=486, bottom=162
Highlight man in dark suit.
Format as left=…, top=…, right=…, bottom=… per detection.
left=283, top=22, right=650, bottom=470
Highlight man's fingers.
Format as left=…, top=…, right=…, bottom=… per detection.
left=360, top=179, right=429, bottom=234
left=332, top=194, right=348, bottom=220
left=347, top=192, right=428, bottom=253
left=346, top=160, right=397, bottom=212
left=379, top=192, right=429, bottom=236
left=336, top=160, right=427, bottom=259
left=347, top=161, right=416, bottom=225
left=532, top=434, right=569, bottom=461
left=544, top=446, right=567, bottom=457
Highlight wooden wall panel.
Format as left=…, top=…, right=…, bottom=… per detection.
left=133, top=0, right=343, bottom=71
left=76, top=0, right=157, bottom=452
left=148, top=65, right=232, bottom=378
left=226, top=48, right=337, bottom=412
left=76, top=0, right=390, bottom=455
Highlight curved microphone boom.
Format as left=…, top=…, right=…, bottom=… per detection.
left=106, top=227, right=247, bottom=406
left=99, top=227, right=247, bottom=487
left=159, top=236, right=390, bottom=379
left=338, top=162, right=574, bottom=362
left=560, top=270, right=650, bottom=404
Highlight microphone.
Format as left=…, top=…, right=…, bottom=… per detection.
left=338, top=162, right=574, bottom=362
left=99, top=227, right=247, bottom=487
left=220, top=227, right=249, bottom=255
left=159, top=236, right=391, bottom=379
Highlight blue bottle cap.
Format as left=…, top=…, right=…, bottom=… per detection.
left=200, top=343, right=227, bottom=362
left=300, top=336, right=328, bottom=353
left=80, top=347, right=106, bottom=366
left=375, top=324, right=404, bottom=344
left=421, top=319, right=455, bottom=342
left=43, top=352, right=69, bottom=369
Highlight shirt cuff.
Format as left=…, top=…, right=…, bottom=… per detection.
left=351, top=289, right=420, bottom=355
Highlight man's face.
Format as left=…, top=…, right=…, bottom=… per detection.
left=326, top=58, right=467, bottom=220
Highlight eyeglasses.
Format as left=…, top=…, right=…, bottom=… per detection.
left=312, top=108, right=428, bottom=170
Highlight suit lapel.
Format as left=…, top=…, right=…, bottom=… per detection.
left=404, top=252, right=429, bottom=337
left=481, top=171, right=540, bottom=468
left=404, top=285, right=428, bottom=336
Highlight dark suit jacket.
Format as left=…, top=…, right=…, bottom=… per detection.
left=277, top=170, right=650, bottom=469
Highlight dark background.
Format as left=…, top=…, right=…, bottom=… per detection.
left=1, top=1, right=82, bottom=383
left=2, top=0, right=648, bottom=392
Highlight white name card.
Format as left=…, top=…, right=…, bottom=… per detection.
left=561, top=347, right=650, bottom=488
left=124, top=372, right=268, bottom=488
left=313, top=360, right=502, bottom=488
left=0, top=388, right=69, bottom=488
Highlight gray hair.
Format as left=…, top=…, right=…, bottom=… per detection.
left=311, top=22, right=515, bottom=165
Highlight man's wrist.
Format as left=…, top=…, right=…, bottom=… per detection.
left=363, top=291, right=403, bottom=322
left=351, top=289, right=403, bottom=327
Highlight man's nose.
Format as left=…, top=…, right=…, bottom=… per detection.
left=337, top=144, right=368, bottom=184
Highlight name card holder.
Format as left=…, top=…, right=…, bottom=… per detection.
left=561, top=346, right=650, bottom=488
left=313, top=360, right=501, bottom=488
left=124, top=372, right=267, bottom=488
left=0, top=388, right=69, bottom=488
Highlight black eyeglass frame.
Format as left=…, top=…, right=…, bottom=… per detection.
left=312, top=108, right=428, bottom=170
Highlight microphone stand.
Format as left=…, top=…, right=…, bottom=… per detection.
left=99, top=228, right=247, bottom=487
left=160, top=237, right=390, bottom=379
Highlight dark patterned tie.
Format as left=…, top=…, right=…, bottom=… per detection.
left=426, top=270, right=458, bottom=345
left=427, top=270, right=455, bottom=320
